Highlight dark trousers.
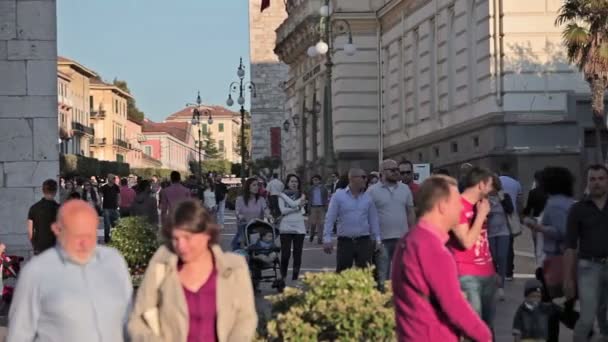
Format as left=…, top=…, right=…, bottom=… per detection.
left=536, top=267, right=580, bottom=342
left=269, top=195, right=280, bottom=218
left=507, top=235, right=515, bottom=277
left=280, top=234, right=305, bottom=280
left=336, top=236, right=373, bottom=273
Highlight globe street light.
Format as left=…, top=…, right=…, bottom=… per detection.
left=186, top=91, right=212, bottom=181
left=306, top=0, right=357, bottom=176
left=226, top=57, right=257, bottom=183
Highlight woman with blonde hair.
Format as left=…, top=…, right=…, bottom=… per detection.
left=128, top=200, right=257, bottom=342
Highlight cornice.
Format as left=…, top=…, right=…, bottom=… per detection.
left=275, top=16, right=321, bottom=65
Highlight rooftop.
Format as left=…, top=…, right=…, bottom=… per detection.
left=166, top=105, right=239, bottom=121
left=89, top=78, right=133, bottom=99
left=57, top=56, right=98, bottom=78
left=141, top=120, right=191, bottom=143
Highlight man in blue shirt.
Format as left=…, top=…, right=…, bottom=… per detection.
left=323, top=168, right=382, bottom=272
left=8, top=200, right=133, bottom=342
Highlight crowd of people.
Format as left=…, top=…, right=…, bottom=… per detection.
left=6, top=160, right=608, bottom=341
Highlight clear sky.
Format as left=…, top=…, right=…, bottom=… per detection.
left=58, top=0, right=251, bottom=122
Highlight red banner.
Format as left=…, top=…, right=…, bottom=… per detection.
left=270, top=127, right=281, bottom=157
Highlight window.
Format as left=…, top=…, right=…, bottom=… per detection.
left=451, top=142, right=458, bottom=153
left=219, top=140, right=225, bottom=151
left=115, top=99, right=119, bottom=113
left=202, top=124, right=208, bottom=133
left=434, top=146, right=440, bottom=158
left=116, top=154, right=124, bottom=163
left=144, top=145, right=152, bottom=156
left=90, top=96, right=94, bottom=110
left=473, top=136, right=479, bottom=147
left=219, top=123, right=224, bottom=132
left=418, top=152, right=423, bottom=162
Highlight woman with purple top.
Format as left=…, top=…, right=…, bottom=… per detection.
left=128, top=200, right=257, bottom=342
left=231, top=177, right=268, bottom=251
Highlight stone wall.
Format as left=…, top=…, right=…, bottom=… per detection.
left=249, top=0, right=289, bottom=161
left=0, top=0, right=58, bottom=254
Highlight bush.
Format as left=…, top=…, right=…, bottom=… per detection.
left=100, top=160, right=130, bottom=177
left=131, top=168, right=176, bottom=180
left=256, top=268, right=395, bottom=341
left=60, top=154, right=130, bottom=178
left=108, top=217, right=159, bottom=286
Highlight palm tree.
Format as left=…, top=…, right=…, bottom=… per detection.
left=556, top=0, right=608, bottom=163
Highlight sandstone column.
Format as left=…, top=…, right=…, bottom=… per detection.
left=0, top=0, right=58, bottom=254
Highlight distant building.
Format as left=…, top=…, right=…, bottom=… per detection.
left=165, top=105, right=242, bottom=163
left=141, top=120, right=197, bottom=173
left=57, top=57, right=97, bottom=157
left=125, top=119, right=162, bottom=169
left=89, top=79, right=133, bottom=163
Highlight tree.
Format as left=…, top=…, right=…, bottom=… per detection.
left=113, top=79, right=145, bottom=124
left=234, top=111, right=251, bottom=158
left=202, top=129, right=221, bottom=160
left=557, top=0, right=608, bottom=162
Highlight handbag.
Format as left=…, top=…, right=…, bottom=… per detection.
left=542, top=255, right=564, bottom=298
left=506, top=212, right=523, bottom=236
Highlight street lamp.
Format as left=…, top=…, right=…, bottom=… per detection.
left=186, top=91, right=212, bottom=181
left=226, top=57, right=257, bottom=184
left=306, top=0, right=357, bottom=176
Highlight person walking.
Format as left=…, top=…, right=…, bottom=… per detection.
left=26, top=179, right=60, bottom=255
left=9, top=200, right=133, bottom=342
left=214, top=175, right=228, bottom=228
left=499, top=164, right=523, bottom=280
left=267, top=173, right=284, bottom=219
left=232, top=178, right=267, bottom=251
left=523, top=170, right=548, bottom=269
left=564, top=164, right=608, bottom=341
left=447, top=166, right=496, bottom=330
left=100, top=174, right=121, bottom=243
left=392, top=175, right=492, bottom=342
left=203, top=180, right=217, bottom=215
left=119, top=177, right=136, bottom=217
left=128, top=200, right=257, bottom=342
left=307, top=175, right=328, bottom=244
left=130, top=180, right=159, bottom=226
left=81, top=180, right=102, bottom=215
left=368, top=159, right=415, bottom=291
left=399, top=160, right=420, bottom=195
left=159, top=171, right=191, bottom=225
left=487, top=175, right=513, bottom=302
left=323, top=168, right=381, bottom=272
left=278, top=174, right=307, bottom=282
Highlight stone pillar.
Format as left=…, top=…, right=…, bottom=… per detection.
left=0, top=0, right=58, bottom=255
left=249, top=0, right=289, bottom=161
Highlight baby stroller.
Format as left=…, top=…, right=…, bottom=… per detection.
left=243, top=219, right=285, bottom=292
left=2, top=254, right=24, bottom=307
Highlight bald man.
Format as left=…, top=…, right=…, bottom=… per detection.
left=323, top=168, right=381, bottom=272
left=8, top=200, right=133, bottom=342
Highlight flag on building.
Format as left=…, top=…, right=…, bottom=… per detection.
left=261, top=0, right=270, bottom=12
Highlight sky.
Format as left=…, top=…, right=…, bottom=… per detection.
left=58, top=0, right=251, bottom=122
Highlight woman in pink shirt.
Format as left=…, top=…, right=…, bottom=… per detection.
left=392, top=175, right=492, bottom=342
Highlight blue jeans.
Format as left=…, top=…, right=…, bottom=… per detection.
left=489, top=235, right=510, bottom=288
left=103, top=209, right=119, bottom=243
left=460, top=275, right=497, bottom=330
left=375, top=238, right=399, bottom=291
left=231, top=222, right=247, bottom=251
left=574, top=258, right=608, bottom=341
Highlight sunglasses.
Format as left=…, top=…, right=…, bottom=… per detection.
left=384, top=168, right=399, bottom=172
left=400, top=171, right=413, bottom=175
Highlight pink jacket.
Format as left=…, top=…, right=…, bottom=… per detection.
left=391, top=220, right=492, bottom=342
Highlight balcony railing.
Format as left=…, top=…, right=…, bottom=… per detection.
left=72, top=121, right=94, bottom=136
left=114, top=139, right=129, bottom=149
left=90, top=110, right=106, bottom=118
left=90, top=137, right=107, bottom=145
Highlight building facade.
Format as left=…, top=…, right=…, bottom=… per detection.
left=249, top=0, right=290, bottom=162
left=57, top=56, right=97, bottom=157
left=89, top=79, right=132, bottom=162
left=276, top=0, right=594, bottom=189
left=165, top=105, right=242, bottom=163
left=141, top=120, right=196, bottom=173
left=125, top=119, right=162, bottom=169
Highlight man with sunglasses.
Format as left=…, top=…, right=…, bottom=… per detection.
left=323, top=168, right=382, bottom=272
left=368, top=159, right=416, bottom=291
left=399, top=160, right=420, bottom=195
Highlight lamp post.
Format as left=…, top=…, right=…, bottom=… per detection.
left=226, top=57, right=257, bottom=184
left=186, top=91, right=212, bottom=181
left=307, top=0, right=356, bottom=175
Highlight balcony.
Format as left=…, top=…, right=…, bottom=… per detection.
left=90, top=110, right=106, bottom=119
left=90, top=137, right=107, bottom=145
left=72, top=121, right=94, bottom=136
left=114, top=139, right=129, bottom=149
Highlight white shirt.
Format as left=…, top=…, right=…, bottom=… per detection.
left=267, top=178, right=285, bottom=196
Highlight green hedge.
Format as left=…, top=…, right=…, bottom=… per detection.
left=60, top=154, right=130, bottom=178
left=130, top=168, right=176, bottom=180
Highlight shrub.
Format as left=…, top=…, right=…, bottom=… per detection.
left=60, top=154, right=130, bottom=178
left=130, top=167, right=176, bottom=180
left=108, top=217, right=159, bottom=286
left=99, top=160, right=130, bottom=177
left=257, top=268, right=395, bottom=341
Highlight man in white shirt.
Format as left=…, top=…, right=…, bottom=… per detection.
left=499, top=165, right=523, bottom=280
left=267, top=173, right=284, bottom=218
left=368, top=160, right=416, bottom=291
